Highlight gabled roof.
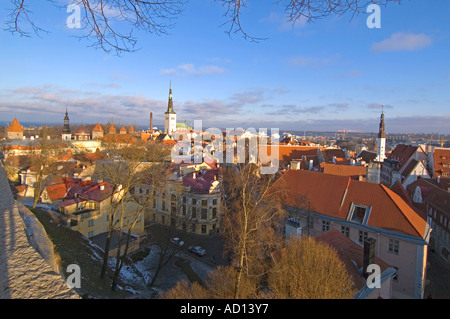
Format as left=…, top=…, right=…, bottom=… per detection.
left=270, top=169, right=428, bottom=239
left=7, top=118, right=23, bottom=133
left=355, top=150, right=377, bottom=163
left=432, top=147, right=450, bottom=178
left=321, top=148, right=346, bottom=163
left=45, top=183, right=68, bottom=201
left=387, top=144, right=418, bottom=169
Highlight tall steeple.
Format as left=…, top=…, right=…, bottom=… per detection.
left=164, top=82, right=177, bottom=135
left=378, top=105, right=386, bottom=139
left=376, top=106, right=386, bottom=162
left=62, top=107, right=72, bottom=141
left=165, top=82, right=176, bottom=115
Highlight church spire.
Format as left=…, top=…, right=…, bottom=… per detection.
left=378, top=105, right=386, bottom=139
left=63, top=107, right=71, bottom=134
left=166, top=82, right=176, bottom=114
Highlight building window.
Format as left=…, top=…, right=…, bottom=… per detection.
left=213, top=199, right=217, bottom=206
left=88, top=219, right=94, bottom=227
left=201, top=225, right=207, bottom=234
left=88, top=231, right=94, bottom=237
left=192, top=207, right=197, bottom=219
left=322, top=220, right=330, bottom=232
left=349, top=204, right=370, bottom=224
left=191, top=223, right=196, bottom=233
left=358, top=230, right=368, bottom=244
left=212, top=207, right=217, bottom=219
left=341, top=226, right=350, bottom=237
left=152, top=213, right=156, bottom=222
left=388, top=239, right=400, bottom=255
left=161, top=215, right=165, bottom=224
left=201, top=208, right=208, bottom=220
left=202, top=200, right=207, bottom=207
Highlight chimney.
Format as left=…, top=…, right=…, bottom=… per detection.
left=150, top=112, right=153, bottom=131
left=363, top=238, right=376, bottom=279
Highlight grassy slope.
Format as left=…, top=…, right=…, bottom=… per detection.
left=29, top=207, right=135, bottom=299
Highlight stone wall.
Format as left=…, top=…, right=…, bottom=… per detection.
left=0, top=162, right=79, bottom=299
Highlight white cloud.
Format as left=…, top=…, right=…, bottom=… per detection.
left=371, top=32, right=432, bottom=53
left=160, top=63, right=226, bottom=76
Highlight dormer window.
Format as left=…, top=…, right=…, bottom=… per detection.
left=348, top=203, right=371, bottom=225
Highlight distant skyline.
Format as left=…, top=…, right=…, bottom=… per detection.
left=1, top=0, right=450, bottom=134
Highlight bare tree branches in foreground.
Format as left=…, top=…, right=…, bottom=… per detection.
left=5, top=0, right=401, bottom=53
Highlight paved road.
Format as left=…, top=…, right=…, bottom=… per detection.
left=129, top=223, right=229, bottom=295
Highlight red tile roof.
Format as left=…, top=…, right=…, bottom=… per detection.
left=270, top=170, right=428, bottom=238
left=7, top=118, right=23, bottom=133
left=321, top=163, right=366, bottom=179
left=387, top=144, right=418, bottom=169
left=92, top=123, right=104, bottom=132
left=45, top=184, right=68, bottom=201
left=259, top=145, right=320, bottom=166
left=432, top=148, right=450, bottom=178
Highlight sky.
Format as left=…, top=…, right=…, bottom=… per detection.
left=0, top=0, right=449, bottom=134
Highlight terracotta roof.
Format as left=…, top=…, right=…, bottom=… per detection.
left=315, top=230, right=392, bottom=291
left=129, top=125, right=134, bottom=132
left=101, top=133, right=136, bottom=144
left=270, top=170, right=428, bottom=239
left=7, top=118, right=23, bottom=133
left=432, top=148, right=450, bottom=178
left=387, top=144, right=418, bottom=169
left=182, top=169, right=220, bottom=194
left=259, top=145, right=320, bottom=166
left=120, top=126, right=127, bottom=133
left=321, top=148, right=346, bottom=163
left=45, top=184, right=68, bottom=201
left=321, top=163, right=366, bottom=179
left=108, top=124, right=117, bottom=133
left=92, top=123, right=104, bottom=132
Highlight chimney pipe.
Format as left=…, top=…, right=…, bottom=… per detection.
left=363, top=238, right=376, bottom=279
left=150, top=112, right=153, bottom=131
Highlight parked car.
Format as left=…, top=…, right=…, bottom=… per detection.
left=170, top=237, right=184, bottom=246
left=188, top=245, right=206, bottom=257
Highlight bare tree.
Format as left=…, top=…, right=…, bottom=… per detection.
left=6, top=0, right=401, bottom=53
left=268, top=236, right=356, bottom=298
left=221, top=163, right=286, bottom=299
left=28, top=133, right=69, bottom=208
left=95, top=139, right=170, bottom=288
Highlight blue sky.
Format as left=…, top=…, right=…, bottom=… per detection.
left=1, top=0, right=449, bottom=134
